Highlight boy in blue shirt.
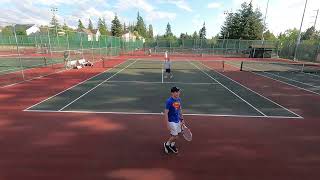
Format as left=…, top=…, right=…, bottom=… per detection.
left=163, top=87, right=184, bottom=154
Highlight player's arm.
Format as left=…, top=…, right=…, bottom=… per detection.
left=164, top=101, right=171, bottom=130
left=164, top=109, right=170, bottom=130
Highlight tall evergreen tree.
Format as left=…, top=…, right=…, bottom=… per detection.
left=165, top=23, right=173, bottom=37
left=1, top=26, right=14, bottom=36
left=301, top=26, right=316, bottom=40
left=98, top=18, right=108, bottom=35
left=111, top=14, right=123, bottom=37
left=78, top=19, right=85, bottom=30
left=263, top=30, right=276, bottom=41
left=123, top=22, right=127, bottom=33
left=148, top=24, right=153, bottom=39
left=62, top=22, right=69, bottom=31
left=220, top=2, right=264, bottom=40
left=199, top=22, right=206, bottom=39
left=50, top=14, right=59, bottom=28
left=134, top=12, right=147, bottom=38
left=88, top=18, right=94, bottom=32
left=192, top=31, right=198, bottom=39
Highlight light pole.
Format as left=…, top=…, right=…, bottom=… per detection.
left=294, top=0, right=308, bottom=61
left=261, top=0, right=270, bottom=41
left=313, top=9, right=319, bottom=28
left=50, top=7, right=59, bottom=46
left=223, top=10, right=233, bottom=51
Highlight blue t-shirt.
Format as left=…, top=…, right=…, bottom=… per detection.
left=165, top=97, right=182, bottom=123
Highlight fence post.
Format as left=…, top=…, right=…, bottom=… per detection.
left=80, top=32, right=84, bottom=59
left=47, top=27, right=54, bottom=68
left=315, top=43, right=320, bottom=62
left=13, top=24, right=25, bottom=80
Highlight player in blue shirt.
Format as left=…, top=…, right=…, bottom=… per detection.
left=163, top=86, right=184, bottom=154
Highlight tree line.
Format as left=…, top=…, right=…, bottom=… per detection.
left=1, top=1, right=319, bottom=45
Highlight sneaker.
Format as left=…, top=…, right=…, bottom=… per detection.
left=170, top=75, right=173, bottom=79
left=163, top=142, right=171, bottom=154
left=169, top=145, right=178, bottom=154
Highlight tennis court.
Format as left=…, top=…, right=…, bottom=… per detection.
left=25, top=59, right=301, bottom=118
left=226, top=61, right=320, bottom=95
left=0, top=55, right=64, bottom=75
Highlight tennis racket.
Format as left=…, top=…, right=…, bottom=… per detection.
left=181, top=121, right=192, bottom=141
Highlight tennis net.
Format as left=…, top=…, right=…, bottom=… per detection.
left=102, top=59, right=225, bottom=71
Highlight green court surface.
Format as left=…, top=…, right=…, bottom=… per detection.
left=26, top=60, right=301, bottom=118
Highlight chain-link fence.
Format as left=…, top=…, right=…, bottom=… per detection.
left=0, top=22, right=143, bottom=87
left=143, top=38, right=279, bottom=58
left=278, top=40, right=320, bottom=62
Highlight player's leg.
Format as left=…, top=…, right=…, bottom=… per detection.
left=164, top=122, right=181, bottom=154
left=165, top=69, right=169, bottom=78
left=169, top=68, right=173, bottom=78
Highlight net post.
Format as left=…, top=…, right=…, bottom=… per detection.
left=44, top=57, right=47, bottom=66
left=222, top=61, right=225, bottom=72
left=240, top=61, right=243, bottom=71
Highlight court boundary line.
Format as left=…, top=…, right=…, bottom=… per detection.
left=254, top=71, right=320, bottom=96
left=203, top=62, right=302, bottom=118
left=23, top=109, right=303, bottom=119
left=24, top=60, right=129, bottom=110
left=58, top=60, right=138, bottom=111
left=304, top=72, right=320, bottom=78
left=241, top=66, right=320, bottom=96
left=189, top=61, right=267, bottom=117
left=239, top=63, right=320, bottom=88
left=266, top=71, right=320, bottom=89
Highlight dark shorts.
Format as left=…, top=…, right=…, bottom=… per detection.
left=165, top=69, right=171, bottom=73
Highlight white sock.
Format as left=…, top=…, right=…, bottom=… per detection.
left=166, top=141, right=170, bottom=146
left=170, top=142, right=175, bottom=147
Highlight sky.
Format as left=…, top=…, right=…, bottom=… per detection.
left=0, top=0, right=319, bottom=38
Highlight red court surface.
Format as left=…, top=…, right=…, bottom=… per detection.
left=1, top=57, right=320, bottom=180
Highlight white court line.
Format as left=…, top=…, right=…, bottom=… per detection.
left=58, top=60, right=138, bottom=111
left=189, top=61, right=267, bottom=117
left=252, top=71, right=320, bottom=96
left=24, top=109, right=302, bottom=119
left=304, top=72, right=320, bottom=78
left=268, top=71, right=320, bottom=89
left=24, top=60, right=129, bottom=110
left=242, top=66, right=320, bottom=96
left=200, top=62, right=302, bottom=118
left=240, top=63, right=320, bottom=88
left=106, top=80, right=218, bottom=85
